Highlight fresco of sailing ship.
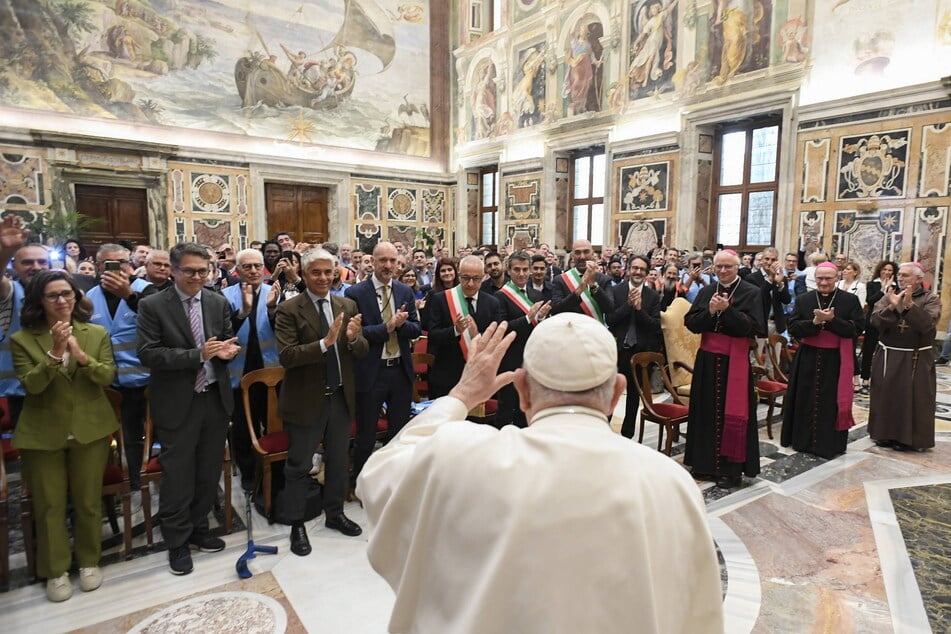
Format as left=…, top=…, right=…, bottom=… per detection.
left=235, top=0, right=395, bottom=110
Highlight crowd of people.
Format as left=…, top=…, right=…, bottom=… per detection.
left=0, top=213, right=938, bottom=630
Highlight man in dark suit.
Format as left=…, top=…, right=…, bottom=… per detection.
left=276, top=248, right=368, bottom=555
left=345, top=241, right=421, bottom=486
left=745, top=247, right=790, bottom=335
left=606, top=255, right=661, bottom=439
left=551, top=239, right=615, bottom=322
left=426, top=255, right=503, bottom=399
left=137, top=242, right=240, bottom=576
left=495, top=251, right=551, bottom=427
left=529, top=254, right=553, bottom=301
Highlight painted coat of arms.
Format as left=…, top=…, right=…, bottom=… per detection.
left=837, top=131, right=909, bottom=199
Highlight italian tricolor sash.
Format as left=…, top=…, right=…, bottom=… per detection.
left=561, top=268, right=604, bottom=323
left=499, top=281, right=534, bottom=317
left=446, top=284, right=474, bottom=359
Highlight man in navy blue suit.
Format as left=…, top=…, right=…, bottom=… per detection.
left=345, top=241, right=421, bottom=485
left=426, top=256, right=503, bottom=399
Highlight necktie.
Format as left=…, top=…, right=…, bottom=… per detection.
left=318, top=299, right=342, bottom=388
left=465, top=296, right=474, bottom=315
left=380, top=285, right=398, bottom=356
left=187, top=297, right=206, bottom=392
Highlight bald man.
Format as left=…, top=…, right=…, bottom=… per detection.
left=550, top=239, right=614, bottom=322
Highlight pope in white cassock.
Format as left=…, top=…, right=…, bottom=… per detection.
left=357, top=314, right=723, bottom=634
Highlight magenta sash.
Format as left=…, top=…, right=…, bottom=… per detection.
left=700, top=332, right=750, bottom=462
left=800, top=330, right=855, bottom=431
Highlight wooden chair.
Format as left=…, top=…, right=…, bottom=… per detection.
left=631, top=352, right=690, bottom=456
left=766, top=333, right=793, bottom=383
left=141, top=401, right=234, bottom=547
left=750, top=341, right=788, bottom=440
left=411, top=352, right=434, bottom=402
left=241, top=367, right=287, bottom=523
left=660, top=298, right=701, bottom=402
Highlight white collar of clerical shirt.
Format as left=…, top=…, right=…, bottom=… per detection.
left=530, top=405, right=610, bottom=426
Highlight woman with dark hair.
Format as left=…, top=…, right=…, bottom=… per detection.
left=859, top=260, right=899, bottom=393
left=419, top=258, right=458, bottom=330
left=400, top=268, right=425, bottom=303
left=11, top=270, right=118, bottom=602
left=62, top=239, right=87, bottom=274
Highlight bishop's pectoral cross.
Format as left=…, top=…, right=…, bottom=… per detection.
left=897, top=319, right=909, bottom=333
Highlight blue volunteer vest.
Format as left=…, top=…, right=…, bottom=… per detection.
left=0, top=281, right=26, bottom=397
left=88, top=278, right=152, bottom=388
left=223, top=283, right=280, bottom=389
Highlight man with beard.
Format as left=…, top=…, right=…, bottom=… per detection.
left=868, top=262, right=940, bottom=451
left=494, top=251, right=551, bottom=427
left=607, top=257, right=625, bottom=285
left=529, top=254, right=553, bottom=301
left=684, top=250, right=765, bottom=488
left=781, top=262, right=865, bottom=458
left=479, top=251, right=507, bottom=295
left=551, top=239, right=614, bottom=322
left=658, top=264, right=682, bottom=311
left=606, top=255, right=660, bottom=439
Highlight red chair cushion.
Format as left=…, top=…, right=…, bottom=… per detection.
left=414, top=363, right=429, bottom=375
left=349, top=417, right=389, bottom=437
left=756, top=380, right=786, bottom=393
left=650, top=402, right=689, bottom=418
left=102, top=464, right=125, bottom=485
left=413, top=338, right=427, bottom=354
left=415, top=380, right=428, bottom=393
left=146, top=456, right=162, bottom=473
left=257, top=431, right=289, bottom=454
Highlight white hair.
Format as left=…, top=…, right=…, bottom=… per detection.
left=301, top=248, right=336, bottom=269
left=235, top=248, right=263, bottom=265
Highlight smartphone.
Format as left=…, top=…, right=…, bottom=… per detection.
left=104, top=260, right=120, bottom=272
left=281, top=250, right=294, bottom=261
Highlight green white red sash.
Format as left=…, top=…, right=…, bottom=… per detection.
left=561, top=268, right=604, bottom=323
left=499, top=281, right=537, bottom=323
left=446, top=284, right=474, bottom=359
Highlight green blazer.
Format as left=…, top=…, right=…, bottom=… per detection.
left=11, top=320, right=119, bottom=450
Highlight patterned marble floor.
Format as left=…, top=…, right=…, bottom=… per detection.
left=2, top=368, right=949, bottom=633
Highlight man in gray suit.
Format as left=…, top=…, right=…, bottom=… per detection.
left=276, top=248, right=368, bottom=556
left=137, top=242, right=240, bottom=576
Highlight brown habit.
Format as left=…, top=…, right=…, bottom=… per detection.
left=868, top=287, right=940, bottom=449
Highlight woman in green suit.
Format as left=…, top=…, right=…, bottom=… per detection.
left=11, top=270, right=118, bottom=602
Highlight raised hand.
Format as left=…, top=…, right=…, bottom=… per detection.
left=346, top=313, right=362, bottom=341
left=323, top=312, right=344, bottom=348
left=448, top=322, right=516, bottom=410
left=66, top=335, right=89, bottom=366
left=581, top=260, right=598, bottom=288
left=266, top=283, right=280, bottom=307
left=50, top=320, right=72, bottom=356
left=241, top=282, right=254, bottom=314
left=628, top=286, right=642, bottom=310
left=883, top=286, right=902, bottom=310
left=0, top=214, right=29, bottom=251
left=528, top=300, right=551, bottom=322
left=709, top=292, right=730, bottom=315
left=214, top=337, right=241, bottom=360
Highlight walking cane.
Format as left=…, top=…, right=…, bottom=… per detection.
left=236, top=488, right=278, bottom=578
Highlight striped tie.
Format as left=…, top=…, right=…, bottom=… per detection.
left=188, top=297, right=206, bottom=392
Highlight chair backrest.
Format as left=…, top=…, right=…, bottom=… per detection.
left=661, top=297, right=701, bottom=389
left=411, top=352, right=434, bottom=402
left=413, top=336, right=428, bottom=355
left=240, top=367, right=285, bottom=447
left=766, top=333, right=791, bottom=382
left=103, top=387, right=127, bottom=476
left=630, top=351, right=685, bottom=411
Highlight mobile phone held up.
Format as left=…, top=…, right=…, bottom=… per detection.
left=104, top=260, right=121, bottom=272
left=281, top=250, right=294, bottom=261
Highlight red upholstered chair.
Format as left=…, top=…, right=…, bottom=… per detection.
left=141, top=398, right=233, bottom=546
left=752, top=337, right=789, bottom=440
left=411, top=352, right=434, bottom=402
left=240, top=367, right=286, bottom=523
left=349, top=416, right=389, bottom=443
left=631, top=352, right=690, bottom=456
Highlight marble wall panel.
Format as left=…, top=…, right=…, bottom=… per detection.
left=802, top=138, right=830, bottom=203
left=613, top=152, right=678, bottom=249
left=831, top=209, right=903, bottom=277
left=0, top=147, right=47, bottom=210
left=351, top=179, right=450, bottom=252
left=619, top=218, right=667, bottom=254
left=912, top=206, right=948, bottom=292
left=920, top=123, right=951, bottom=198
left=166, top=162, right=252, bottom=248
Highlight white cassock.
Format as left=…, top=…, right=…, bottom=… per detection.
left=357, top=397, right=724, bottom=634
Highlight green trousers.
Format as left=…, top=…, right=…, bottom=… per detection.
left=20, top=436, right=111, bottom=578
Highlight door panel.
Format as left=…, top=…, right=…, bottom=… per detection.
left=265, top=183, right=328, bottom=246
left=74, top=185, right=149, bottom=254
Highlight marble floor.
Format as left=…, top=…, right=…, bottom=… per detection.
left=2, top=370, right=949, bottom=633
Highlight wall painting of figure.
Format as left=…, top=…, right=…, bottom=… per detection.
left=471, top=58, right=498, bottom=140
left=562, top=17, right=605, bottom=117
left=628, top=0, right=678, bottom=100
left=707, top=0, right=772, bottom=86
left=512, top=43, right=547, bottom=128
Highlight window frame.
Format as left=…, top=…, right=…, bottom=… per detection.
left=710, top=116, right=782, bottom=251
left=567, top=147, right=606, bottom=246
left=479, top=166, right=499, bottom=248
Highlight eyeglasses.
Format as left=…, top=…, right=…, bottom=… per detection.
left=19, top=259, right=49, bottom=266
left=459, top=275, right=482, bottom=283
left=177, top=267, right=209, bottom=277
left=239, top=263, right=264, bottom=270
left=43, top=290, right=75, bottom=302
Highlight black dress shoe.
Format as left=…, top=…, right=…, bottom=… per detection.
left=168, top=544, right=193, bottom=575
left=716, top=475, right=741, bottom=489
left=189, top=532, right=226, bottom=552
left=325, top=513, right=362, bottom=537
left=290, top=523, right=311, bottom=556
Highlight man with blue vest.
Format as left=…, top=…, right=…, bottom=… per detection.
left=87, top=243, right=156, bottom=490
left=223, top=248, right=280, bottom=490
left=0, top=215, right=50, bottom=425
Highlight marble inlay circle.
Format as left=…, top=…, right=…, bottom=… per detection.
left=129, top=591, right=287, bottom=633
